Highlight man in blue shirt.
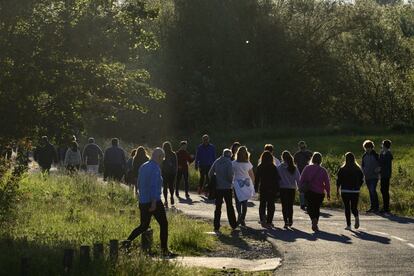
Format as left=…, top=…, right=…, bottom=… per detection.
left=127, top=148, right=173, bottom=256
left=195, top=134, right=216, bottom=194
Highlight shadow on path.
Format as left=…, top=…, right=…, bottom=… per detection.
left=350, top=230, right=391, bottom=244
left=266, top=227, right=352, bottom=244
left=377, top=214, right=414, bottom=224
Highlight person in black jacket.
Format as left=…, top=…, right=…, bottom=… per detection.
left=379, top=140, right=393, bottom=214
left=34, top=136, right=58, bottom=173
left=337, top=152, right=364, bottom=230
left=255, top=150, right=281, bottom=228
left=162, top=141, right=178, bottom=208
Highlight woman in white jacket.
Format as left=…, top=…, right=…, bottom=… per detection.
left=65, top=141, right=82, bottom=172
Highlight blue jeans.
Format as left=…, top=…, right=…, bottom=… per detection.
left=366, top=179, right=379, bottom=210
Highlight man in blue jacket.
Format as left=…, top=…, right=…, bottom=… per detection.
left=127, top=148, right=173, bottom=256
left=195, top=134, right=216, bottom=194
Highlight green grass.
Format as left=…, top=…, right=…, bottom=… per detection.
left=183, top=128, right=414, bottom=217
left=0, top=172, right=218, bottom=275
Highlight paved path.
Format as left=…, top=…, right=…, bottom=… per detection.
left=175, top=193, right=414, bottom=275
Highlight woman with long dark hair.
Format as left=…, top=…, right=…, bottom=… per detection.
left=255, top=150, right=280, bottom=228
left=337, top=152, right=364, bottom=230
left=132, top=146, right=150, bottom=194
left=298, top=152, right=330, bottom=232
left=278, top=151, right=300, bottom=229
left=162, top=141, right=178, bottom=208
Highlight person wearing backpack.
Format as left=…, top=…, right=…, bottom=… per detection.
left=278, top=151, right=300, bottom=229
left=162, top=141, right=178, bottom=208
left=209, top=149, right=238, bottom=232
left=336, top=152, right=364, bottom=230
left=255, top=150, right=281, bottom=228
left=298, top=152, right=330, bottom=232
left=361, top=140, right=381, bottom=213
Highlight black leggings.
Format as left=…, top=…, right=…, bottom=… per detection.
left=127, top=201, right=168, bottom=250
left=305, top=191, right=325, bottom=220
left=341, top=192, right=359, bottom=226
left=214, top=189, right=237, bottom=230
left=380, top=178, right=390, bottom=211
left=259, top=195, right=275, bottom=224
left=280, top=188, right=296, bottom=224
left=176, top=169, right=189, bottom=196
left=163, top=173, right=176, bottom=203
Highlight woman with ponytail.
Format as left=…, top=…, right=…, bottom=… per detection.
left=278, top=151, right=301, bottom=228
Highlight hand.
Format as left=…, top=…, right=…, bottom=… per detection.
left=149, top=201, right=156, bottom=212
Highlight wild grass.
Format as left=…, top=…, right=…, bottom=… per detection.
left=0, top=172, right=217, bottom=275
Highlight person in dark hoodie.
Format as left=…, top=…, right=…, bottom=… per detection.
left=379, top=140, right=393, bottom=214
left=361, top=140, right=381, bottom=213
left=195, top=134, right=216, bottom=194
left=82, top=137, right=104, bottom=175
left=162, top=141, right=178, bottom=208
left=103, top=138, right=126, bottom=181
left=337, top=152, right=364, bottom=230
left=255, top=150, right=281, bottom=228
left=209, top=149, right=238, bottom=232
left=34, top=136, right=58, bottom=173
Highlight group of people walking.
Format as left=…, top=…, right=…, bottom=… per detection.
left=32, top=134, right=394, bottom=255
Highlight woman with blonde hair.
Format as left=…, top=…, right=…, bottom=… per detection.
left=232, top=146, right=255, bottom=226
left=337, top=152, right=364, bottom=230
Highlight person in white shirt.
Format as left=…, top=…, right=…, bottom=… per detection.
left=232, top=146, right=255, bottom=226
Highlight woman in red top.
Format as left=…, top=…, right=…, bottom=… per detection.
left=176, top=141, right=194, bottom=198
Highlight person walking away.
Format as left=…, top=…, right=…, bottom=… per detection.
left=209, top=149, right=238, bottom=232
left=361, top=140, right=381, bottom=213
left=231, top=142, right=241, bottom=161
left=255, top=151, right=281, bottom=228
left=232, top=146, right=255, bottom=226
left=278, top=151, right=300, bottom=229
left=132, top=146, right=150, bottom=196
left=336, top=152, right=364, bottom=230
left=298, top=152, right=330, bottom=232
left=379, top=140, right=393, bottom=214
left=195, top=134, right=216, bottom=194
left=162, top=141, right=178, bottom=208
left=127, top=148, right=175, bottom=257
left=82, top=137, right=104, bottom=175
left=64, top=141, right=82, bottom=172
left=126, top=149, right=137, bottom=186
left=34, top=136, right=58, bottom=173
left=176, top=141, right=194, bottom=198
left=258, top=144, right=281, bottom=166
left=103, top=138, right=126, bottom=181
left=294, top=141, right=313, bottom=211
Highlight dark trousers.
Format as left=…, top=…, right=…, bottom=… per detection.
left=176, top=169, right=189, bottom=196
left=280, top=188, right=296, bottom=224
left=104, top=164, right=124, bottom=181
left=127, top=201, right=168, bottom=250
left=40, top=164, right=52, bottom=173
left=305, top=191, right=325, bottom=220
left=199, top=165, right=211, bottom=188
left=259, top=195, right=276, bottom=224
left=366, top=179, right=379, bottom=210
left=341, top=192, right=359, bottom=226
left=235, top=192, right=248, bottom=223
left=214, top=189, right=237, bottom=230
left=163, top=173, right=176, bottom=203
left=380, top=177, right=390, bottom=211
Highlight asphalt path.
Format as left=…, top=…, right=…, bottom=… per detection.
left=175, top=193, right=414, bottom=276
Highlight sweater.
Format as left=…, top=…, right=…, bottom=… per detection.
left=336, top=166, right=364, bottom=193
left=278, top=163, right=300, bottom=190
left=379, top=150, right=393, bottom=179
left=82, top=143, right=103, bottom=165
left=362, top=151, right=380, bottom=180
left=254, top=163, right=280, bottom=197
left=65, top=149, right=82, bottom=166
left=299, top=164, right=330, bottom=195
left=162, top=152, right=178, bottom=176
left=195, top=144, right=216, bottom=167
left=176, top=149, right=194, bottom=171
left=209, top=156, right=233, bottom=190
left=104, top=146, right=126, bottom=167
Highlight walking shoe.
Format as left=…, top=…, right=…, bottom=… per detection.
left=289, top=222, right=293, bottom=227
left=354, top=216, right=360, bottom=229
left=345, top=225, right=351, bottom=230
left=300, top=205, right=306, bottom=211
left=283, top=224, right=289, bottom=229
left=185, top=193, right=190, bottom=199
left=161, top=250, right=178, bottom=259
left=164, top=202, right=169, bottom=209
left=171, top=197, right=175, bottom=206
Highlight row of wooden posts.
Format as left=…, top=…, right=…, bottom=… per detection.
left=20, top=229, right=153, bottom=275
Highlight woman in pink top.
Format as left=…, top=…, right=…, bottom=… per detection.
left=299, top=152, right=330, bottom=232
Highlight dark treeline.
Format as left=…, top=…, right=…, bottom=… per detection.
left=1, top=0, right=414, bottom=146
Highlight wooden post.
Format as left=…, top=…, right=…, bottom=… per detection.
left=93, top=243, right=104, bottom=260
left=63, top=249, right=74, bottom=273
left=20, top=257, right=29, bottom=276
left=141, top=229, right=153, bottom=252
left=79, top=245, right=90, bottom=268
left=119, top=209, right=125, bottom=215
left=109, top=240, right=118, bottom=262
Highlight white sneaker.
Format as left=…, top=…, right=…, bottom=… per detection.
left=345, top=225, right=352, bottom=230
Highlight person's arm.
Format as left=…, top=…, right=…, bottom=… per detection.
left=208, top=160, right=216, bottom=179
left=248, top=169, right=255, bottom=184
left=64, top=150, right=69, bottom=166
left=98, top=146, right=104, bottom=160
left=298, top=166, right=309, bottom=189
left=77, top=151, right=82, bottom=165
left=358, top=169, right=364, bottom=188
left=52, top=146, right=58, bottom=164
left=336, top=169, right=342, bottom=198
left=254, top=166, right=261, bottom=193
left=324, top=169, right=331, bottom=200
left=82, top=146, right=88, bottom=164
left=194, top=146, right=200, bottom=170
